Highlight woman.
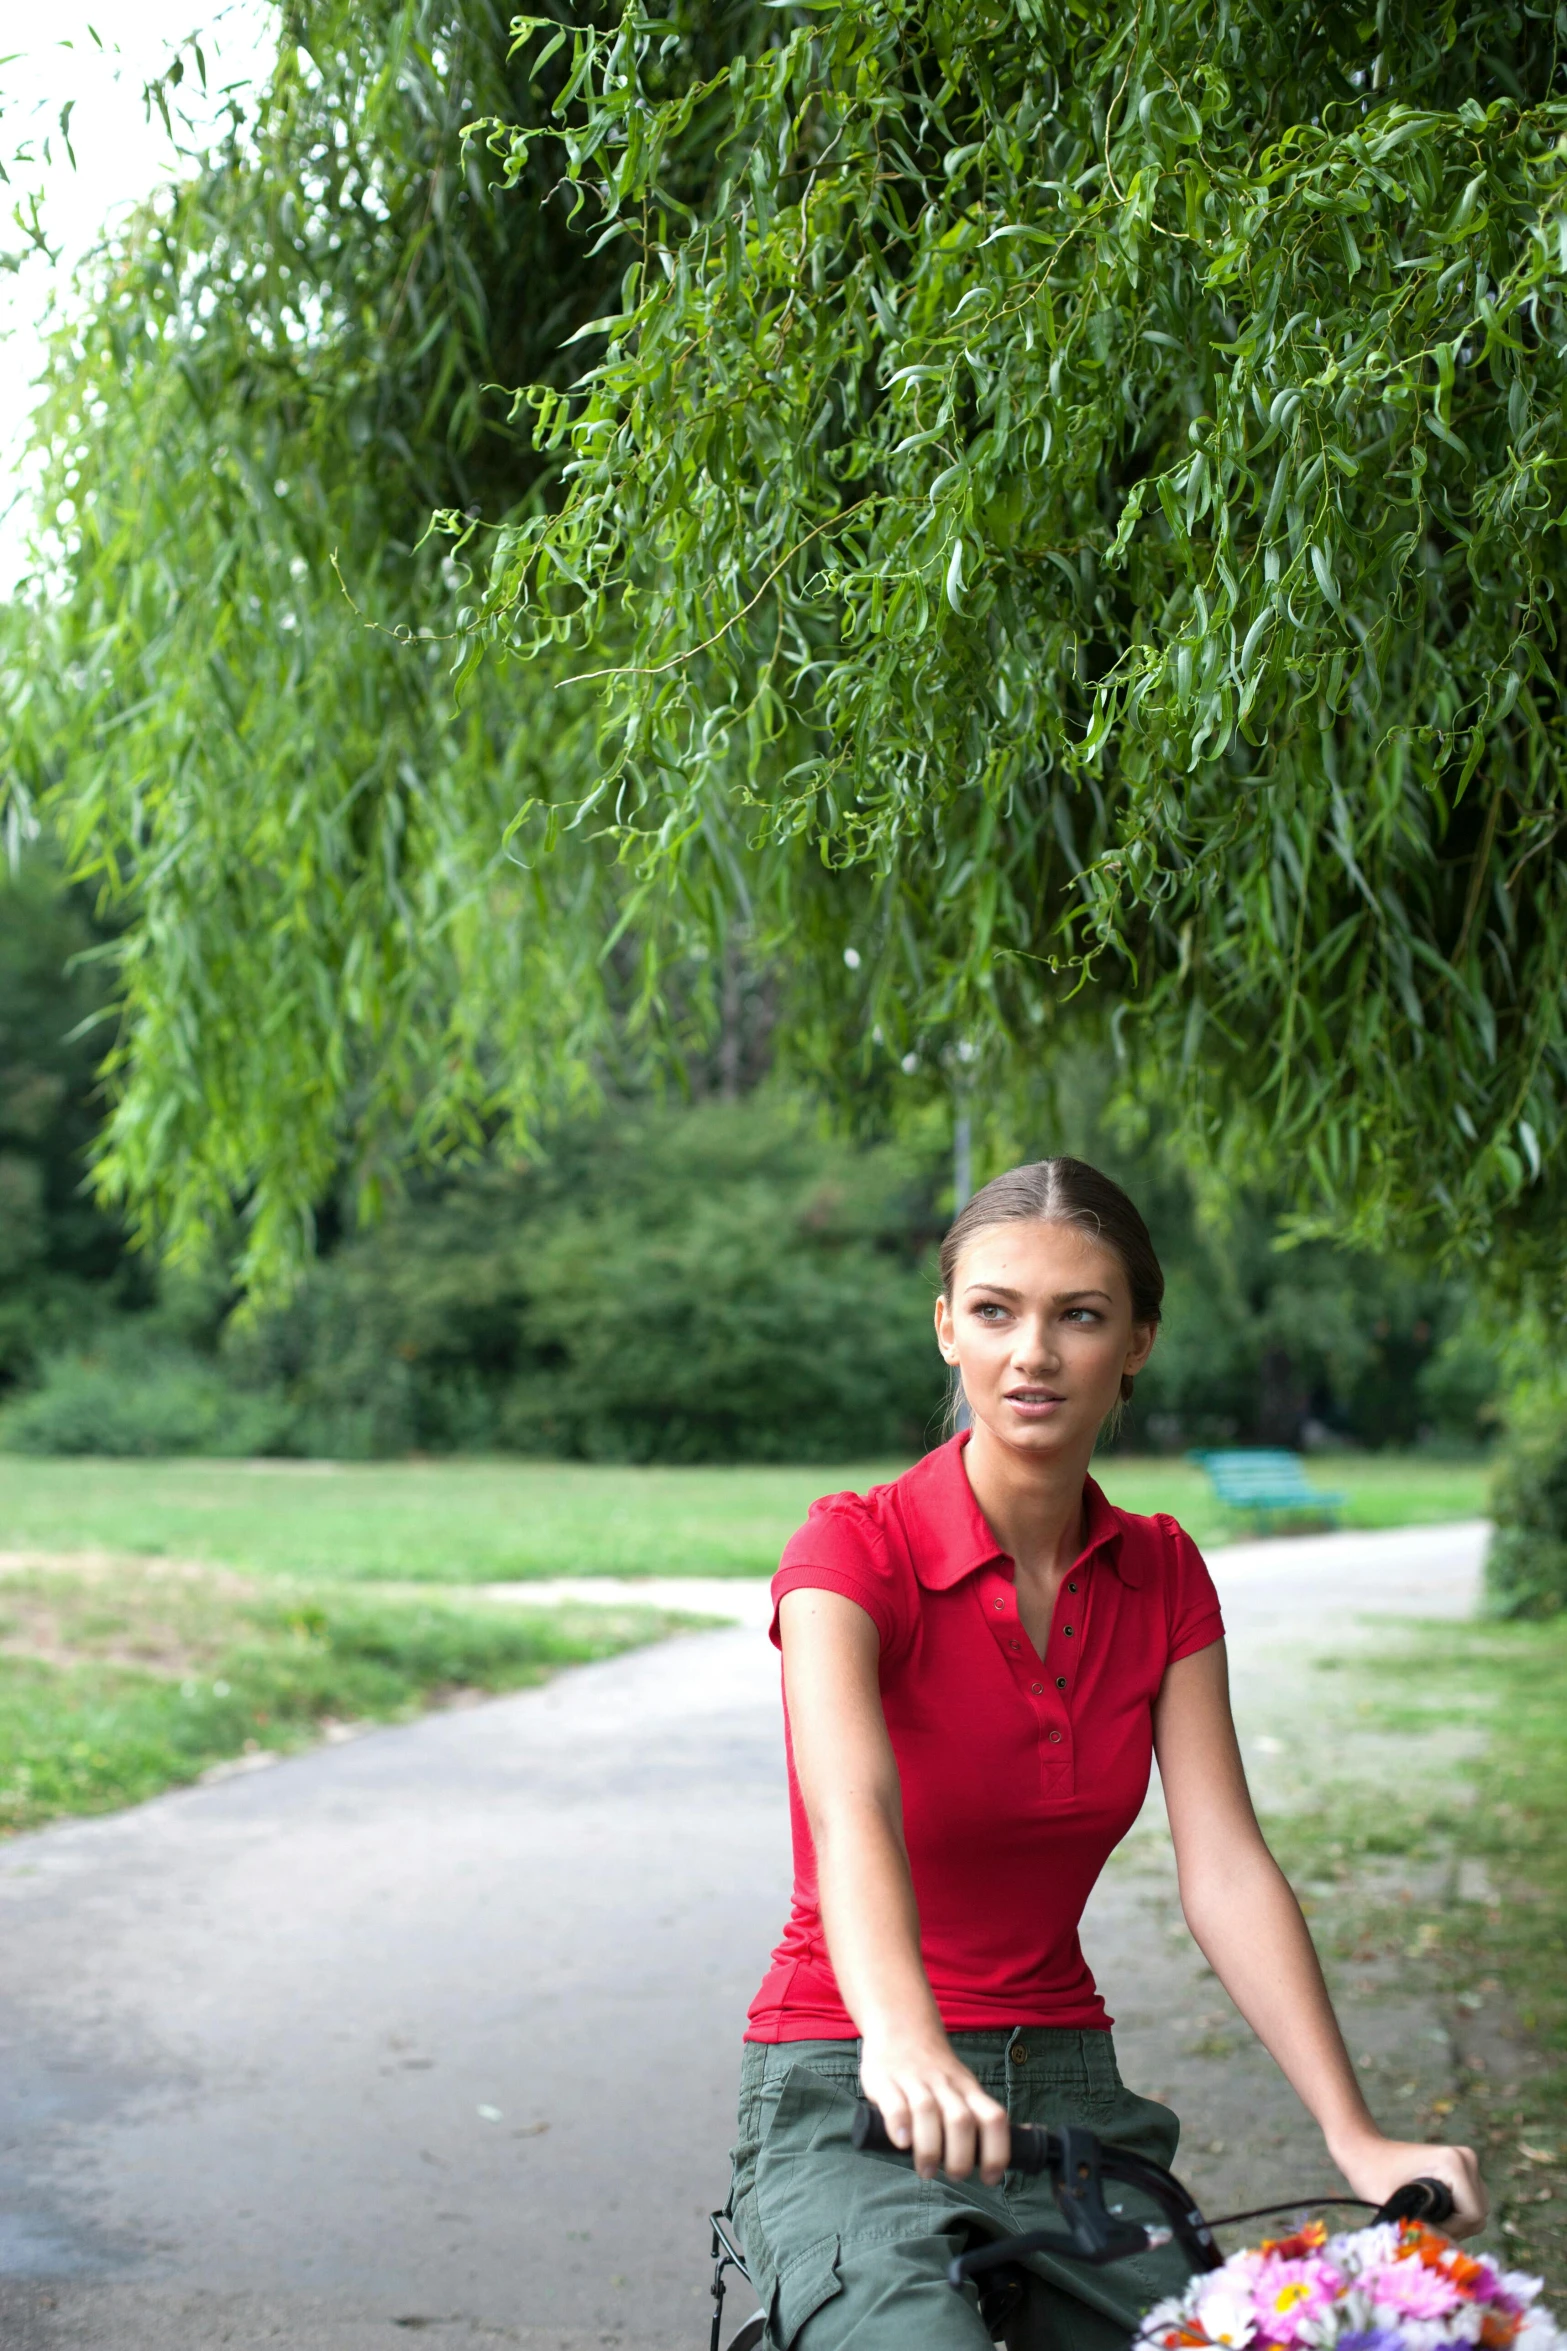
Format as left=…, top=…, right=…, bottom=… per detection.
left=730, top=1158, right=1485, bottom=2351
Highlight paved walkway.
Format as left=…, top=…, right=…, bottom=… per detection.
left=0, top=1521, right=1488, bottom=2350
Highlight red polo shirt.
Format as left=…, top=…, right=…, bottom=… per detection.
left=746, top=1434, right=1225, bottom=2041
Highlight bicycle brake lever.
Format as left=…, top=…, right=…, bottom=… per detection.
left=1052, top=2126, right=1153, bottom=2265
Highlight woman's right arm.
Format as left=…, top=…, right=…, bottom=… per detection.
left=778, top=1586, right=1010, bottom=2184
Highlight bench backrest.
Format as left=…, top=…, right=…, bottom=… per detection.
left=1190, top=1448, right=1323, bottom=1501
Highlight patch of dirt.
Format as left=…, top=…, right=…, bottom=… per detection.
left=0, top=1550, right=260, bottom=1677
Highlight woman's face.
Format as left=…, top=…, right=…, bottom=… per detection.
left=934, top=1217, right=1157, bottom=1463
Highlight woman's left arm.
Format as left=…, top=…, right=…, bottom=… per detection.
left=1153, top=1641, right=1488, bottom=2236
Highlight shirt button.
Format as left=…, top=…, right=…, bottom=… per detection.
left=1009, top=1640, right=1022, bottom=1653
left=1062, top=1625, right=1074, bottom=1637
left=1030, top=1681, right=1044, bottom=1695
left=993, top=1598, right=1006, bottom=1612
left=1010, top=2042, right=1030, bottom=2066
left=1056, top=1676, right=1067, bottom=1690
left=1047, top=1729, right=1063, bottom=1744
left=1068, top=1581, right=1079, bottom=1593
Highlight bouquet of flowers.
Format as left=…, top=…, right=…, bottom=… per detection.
left=1141, top=2219, right=1565, bottom=2351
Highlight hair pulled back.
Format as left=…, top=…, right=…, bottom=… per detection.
left=940, top=1157, right=1164, bottom=1405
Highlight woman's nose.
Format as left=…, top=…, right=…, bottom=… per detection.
left=1012, top=1319, right=1060, bottom=1371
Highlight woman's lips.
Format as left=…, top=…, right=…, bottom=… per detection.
left=1004, top=1390, right=1065, bottom=1417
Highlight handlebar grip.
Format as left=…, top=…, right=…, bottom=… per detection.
left=850, top=2100, right=1051, bottom=2175
left=1373, top=2177, right=1457, bottom=2227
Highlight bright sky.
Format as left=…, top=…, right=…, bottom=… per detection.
left=1, top=0, right=276, bottom=587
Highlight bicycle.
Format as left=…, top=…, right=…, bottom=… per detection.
left=707, top=2100, right=1457, bottom=2351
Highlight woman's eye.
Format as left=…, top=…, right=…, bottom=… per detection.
left=974, top=1303, right=1007, bottom=1322
left=1064, top=1308, right=1101, bottom=1325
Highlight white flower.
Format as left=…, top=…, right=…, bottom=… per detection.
left=1192, top=2276, right=1258, bottom=2347
left=1383, top=2321, right=1467, bottom=2351
left=1440, top=2307, right=1487, bottom=2343
left=1335, top=2224, right=1401, bottom=2274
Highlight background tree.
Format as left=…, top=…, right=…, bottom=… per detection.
left=7, top=0, right=1566, bottom=1301
left=4, top=1, right=633, bottom=1287
left=0, top=1053, right=1498, bottom=1459
left=461, top=0, right=1567, bottom=1286
left=0, top=855, right=143, bottom=1380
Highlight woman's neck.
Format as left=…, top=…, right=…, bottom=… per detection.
left=960, top=1420, right=1094, bottom=1581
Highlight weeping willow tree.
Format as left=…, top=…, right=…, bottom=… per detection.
left=9, top=0, right=1567, bottom=1291
left=3, top=2, right=644, bottom=1284
left=454, top=0, right=1567, bottom=1285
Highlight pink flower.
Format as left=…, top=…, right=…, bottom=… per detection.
left=1370, top=2262, right=1464, bottom=2321
left=1251, top=2255, right=1343, bottom=2344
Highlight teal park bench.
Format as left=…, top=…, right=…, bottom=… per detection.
left=1188, top=1448, right=1346, bottom=1524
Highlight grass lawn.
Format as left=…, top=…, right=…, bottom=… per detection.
left=1264, top=1618, right=1567, bottom=2293
left=1099, top=1452, right=1490, bottom=1547
left=0, top=1554, right=697, bottom=1835
left=0, top=1447, right=1492, bottom=1835
left=0, top=1450, right=1491, bottom=1584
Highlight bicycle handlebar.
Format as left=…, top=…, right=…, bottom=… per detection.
left=853, top=2100, right=1221, bottom=2274
left=1373, top=2176, right=1457, bottom=2227
left=852, top=2100, right=1053, bottom=2173
left=850, top=2099, right=1457, bottom=2284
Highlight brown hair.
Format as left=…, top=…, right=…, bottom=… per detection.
left=940, top=1157, right=1164, bottom=1405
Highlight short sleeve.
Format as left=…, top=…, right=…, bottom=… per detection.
left=1157, top=1516, right=1226, bottom=1664
left=769, top=1494, right=910, bottom=1654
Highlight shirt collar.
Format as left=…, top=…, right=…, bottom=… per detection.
left=899, top=1433, right=1137, bottom=1590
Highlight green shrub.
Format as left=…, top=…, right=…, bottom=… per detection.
left=0, top=1337, right=291, bottom=1458
left=1486, top=1409, right=1567, bottom=1618
left=513, top=1186, right=937, bottom=1462
left=230, top=1097, right=947, bottom=1463
left=0, top=1081, right=1501, bottom=1465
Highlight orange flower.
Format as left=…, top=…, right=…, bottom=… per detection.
left=1479, top=2313, right=1523, bottom=2349
left=1261, top=2223, right=1328, bottom=2260
left=1397, top=2221, right=1457, bottom=2268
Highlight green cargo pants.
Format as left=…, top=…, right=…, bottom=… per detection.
left=730, top=2030, right=1191, bottom=2351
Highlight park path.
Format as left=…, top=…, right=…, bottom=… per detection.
left=0, top=1520, right=1489, bottom=2351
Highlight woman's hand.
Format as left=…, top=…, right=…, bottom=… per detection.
left=859, top=2029, right=1011, bottom=2185
left=1331, top=2128, right=1488, bottom=2239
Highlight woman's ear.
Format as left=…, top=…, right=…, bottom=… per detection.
left=933, top=1294, right=958, bottom=1365
left=1125, top=1319, right=1158, bottom=1378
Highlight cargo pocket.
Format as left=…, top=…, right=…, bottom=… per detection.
left=741, top=2063, right=857, bottom=2334
left=769, top=2233, right=842, bottom=2349
left=752, top=2064, right=862, bottom=2247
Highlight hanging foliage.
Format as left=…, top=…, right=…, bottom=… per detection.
left=9, top=0, right=1567, bottom=1295
left=459, top=0, right=1567, bottom=1277
left=4, top=2, right=636, bottom=1287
